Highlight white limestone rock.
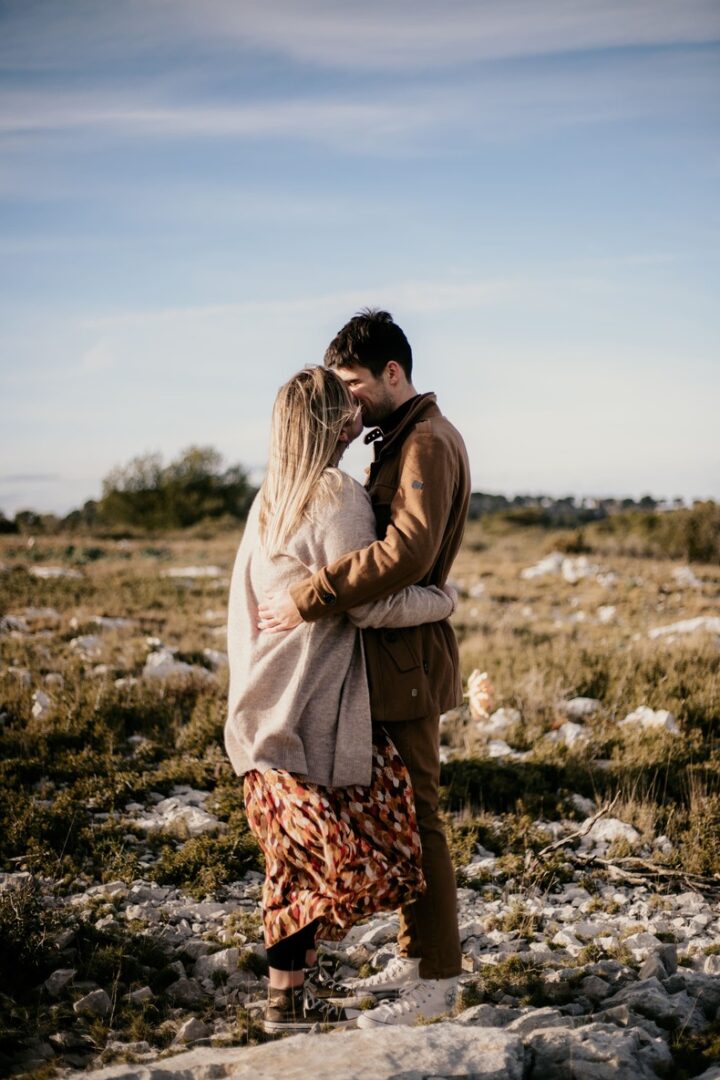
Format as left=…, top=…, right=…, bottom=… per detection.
left=545, top=721, right=587, bottom=747
left=621, top=933, right=663, bottom=960
left=581, top=975, right=612, bottom=1002
left=30, top=566, right=82, bottom=579
left=569, top=793, right=596, bottom=817
left=44, top=969, right=76, bottom=998
left=620, top=706, right=679, bottom=735
left=486, top=738, right=518, bottom=759
left=704, top=954, right=720, bottom=976
left=597, top=605, right=617, bottom=624
left=143, top=649, right=214, bottom=682
left=604, top=977, right=708, bottom=1032
left=31, top=689, right=52, bottom=720
left=163, top=566, right=223, bottom=579
left=202, top=648, right=228, bottom=670
left=129, top=794, right=224, bottom=837
left=579, top=817, right=641, bottom=856
left=526, top=1021, right=673, bottom=1079
left=357, top=918, right=399, bottom=948
left=70, top=634, right=104, bottom=659
left=71, top=1022, right=525, bottom=1080
left=454, top=1003, right=520, bottom=1027
left=165, top=977, right=206, bottom=1007
left=505, top=1006, right=569, bottom=1035
left=561, top=697, right=601, bottom=720
left=520, top=552, right=565, bottom=580
left=88, top=615, right=136, bottom=631
left=671, top=565, right=701, bottom=589
left=562, top=556, right=601, bottom=584
left=193, top=948, right=239, bottom=979
left=648, top=615, right=720, bottom=640
left=73, top=989, right=111, bottom=1018
left=482, top=706, right=521, bottom=735
left=173, top=1018, right=211, bottom=1045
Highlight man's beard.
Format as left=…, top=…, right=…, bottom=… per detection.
left=361, top=393, right=395, bottom=428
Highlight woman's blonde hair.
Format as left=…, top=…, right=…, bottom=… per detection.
left=258, top=366, right=357, bottom=555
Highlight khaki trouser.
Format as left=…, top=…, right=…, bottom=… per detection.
left=377, top=713, right=462, bottom=980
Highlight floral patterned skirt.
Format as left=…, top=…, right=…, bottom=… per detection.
left=243, top=729, right=425, bottom=948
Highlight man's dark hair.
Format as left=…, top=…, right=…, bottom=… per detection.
left=324, top=308, right=413, bottom=380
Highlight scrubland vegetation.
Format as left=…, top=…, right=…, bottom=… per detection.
left=0, top=507, right=719, bottom=1075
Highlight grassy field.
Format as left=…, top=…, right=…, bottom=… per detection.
left=1, top=519, right=719, bottom=1072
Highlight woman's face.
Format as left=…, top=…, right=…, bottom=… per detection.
left=342, top=403, right=363, bottom=445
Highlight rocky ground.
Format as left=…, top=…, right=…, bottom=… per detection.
left=3, top=794, right=720, bottom=1078
left=1, top=527, right=719, bottom=1078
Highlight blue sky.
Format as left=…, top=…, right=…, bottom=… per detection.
left=1, top=0, right=718, bottom=515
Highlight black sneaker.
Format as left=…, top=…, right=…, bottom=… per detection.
left=261, top=985, right=358, bottom=1034
left=305, top=954, right=362, bottom=1002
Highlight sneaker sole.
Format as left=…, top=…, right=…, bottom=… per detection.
left=317, top=992, right=376, bottom=1008
left=343, top=985, right=402, bottom=999
left=262, top=1018, right=317, bottom=1034
left=355, top=1011, right=447, bottom=1029
left=262, top=1017, right=357, bottom=1034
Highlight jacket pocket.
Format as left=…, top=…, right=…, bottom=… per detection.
left=379, top=629, right=421, bottom=673
left=365, top=627, right=432, bottom=722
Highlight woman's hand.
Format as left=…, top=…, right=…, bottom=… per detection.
left=257, top=592, right=303, bottom=632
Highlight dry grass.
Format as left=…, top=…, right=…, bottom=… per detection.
left=1, top=519, right=719, bottom=1066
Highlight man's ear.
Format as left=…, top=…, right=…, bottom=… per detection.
left=385, top=360, right=403, bottom=385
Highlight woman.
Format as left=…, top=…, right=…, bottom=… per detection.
left=225, top=367, right=455, bottom=1033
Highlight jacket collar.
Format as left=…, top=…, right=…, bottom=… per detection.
left=367, top=392, right=439, bottom=458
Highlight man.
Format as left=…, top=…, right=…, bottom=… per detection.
left=258, top=308, right=471, bottom=1025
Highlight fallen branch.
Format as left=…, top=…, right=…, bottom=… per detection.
left=524, top=793, right=720, bottom=898
left=535, top=792, right=621, bottom=860
left=575, top=853, right=720, bottom=896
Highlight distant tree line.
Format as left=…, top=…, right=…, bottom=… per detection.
left=0, top=449, right=717, bottom=562
left=0, top=446, right=256, bottom=536
left=467, top=491, right=679, bottom=525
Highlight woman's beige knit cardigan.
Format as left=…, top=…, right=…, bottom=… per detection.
left=225, top=469, right=453, bottom=788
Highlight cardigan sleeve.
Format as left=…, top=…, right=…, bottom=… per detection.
left=318, top=472, right=454, bottom=630
left=347, top=584, right=454, bottom=629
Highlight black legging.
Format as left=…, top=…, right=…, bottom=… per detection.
left=266, top=920, right=318, bottom=972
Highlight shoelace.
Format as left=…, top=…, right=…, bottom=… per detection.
left=379, top=982, right=436, bottom=1015
left=308, top=956, right=344, bottom=989
left=303, top=986, right=347, bottom=1021
left=352, top=958, right=411, bottom=987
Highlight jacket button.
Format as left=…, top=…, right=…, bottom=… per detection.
left=321, top=592, right=335, bottom=604
left=411, top=688, right=418, bottom=697
left=423, top=661, right=429, bottom=673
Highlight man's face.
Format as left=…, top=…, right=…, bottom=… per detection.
left=335, top=364, right=396, bottom=427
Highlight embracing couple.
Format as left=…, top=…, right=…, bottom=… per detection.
left=225, top=308, right=470, bottom=1033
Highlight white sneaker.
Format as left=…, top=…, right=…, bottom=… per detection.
left=351, top=977, right=459, bottom=1027
left=344, top=956, right=420, bottom=998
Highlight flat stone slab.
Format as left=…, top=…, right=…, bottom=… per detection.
left=73, top=1022, right=524, bottom=1080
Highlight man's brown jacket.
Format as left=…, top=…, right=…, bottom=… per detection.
left=290, top=392, right=471, bottom=722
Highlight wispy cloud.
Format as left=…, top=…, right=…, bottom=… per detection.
left=2, top=0, right=718, bottom=74
left=1, top=47, right=716, bottom=156
left=81, top=271, right=613, bottom=332
left=0, top=473, right=62, bottom=483
left=79, top=340, right=114, bottom=373
left=194, top=0, right=720, bottom=71
left=0, top=91, right=427, bottom=153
